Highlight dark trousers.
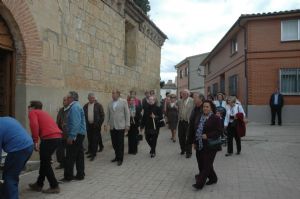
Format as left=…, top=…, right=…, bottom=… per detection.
left=110, top=129, right=125, bottom=161
left=56, top=138, right=66, bottom=167
left=195, top=149, right=217, bottom=188
left=87, top=123, right=101, bottom=156
left=145, top=129, right=159, bottom=154
left=271, top=106, right=282, bottom=125
left=128, top=125, right=138, bottom=154
left=64, top=134, right=85, bottom=179
left=98, top=131, right=104, bottom=150
left=1, top=145, right=33, bottom=199
left=178, top=120, right=192, bottom=154
left=227, top=123, right=241, bottom=154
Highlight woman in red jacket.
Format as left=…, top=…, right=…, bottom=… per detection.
left=189, top=100, right=222, bottom=190
left=27, top=101, right=62, bottom=194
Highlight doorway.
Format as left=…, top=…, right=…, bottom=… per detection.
left=0, top=15, right=15, bottom=116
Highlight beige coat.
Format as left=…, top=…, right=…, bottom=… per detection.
left=106, top=98, right=130, bottom=130
left=177, top=97, right=194, bottom=122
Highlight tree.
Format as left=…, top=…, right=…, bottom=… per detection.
left=160, top=80, right=165, bottom=88
left=133, top=0, right=151, bottom=14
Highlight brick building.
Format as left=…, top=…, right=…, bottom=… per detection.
left=175, top=53, right=208, bottom=96
left=0, top=0, right=167, bottom=125
left=201, top=10, right=300, bottom=123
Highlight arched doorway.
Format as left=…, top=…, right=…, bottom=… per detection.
left=0, top=16, right=15, bottom=116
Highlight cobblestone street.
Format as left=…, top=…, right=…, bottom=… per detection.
left=19, top=124, right=300, bottom=199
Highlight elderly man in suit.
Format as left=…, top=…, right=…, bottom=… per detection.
left=105, top=89, right=130, bottom=166
left=177, top=89, right=194, bottom=158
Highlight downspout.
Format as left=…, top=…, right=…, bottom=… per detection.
left=238, top=19, right=248, bottom=115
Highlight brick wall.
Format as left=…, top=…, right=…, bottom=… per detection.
left=247, top=18, right=300, bottom=105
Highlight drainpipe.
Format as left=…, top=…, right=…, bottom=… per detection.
left=238, top=19, right=248, bottom=115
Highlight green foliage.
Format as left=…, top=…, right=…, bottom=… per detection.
left=160, top=80, right=165, bottom=88
left=133, top=0, right=151, bottom=14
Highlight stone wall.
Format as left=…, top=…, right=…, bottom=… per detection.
left=1, top=0, right=166, bottom=124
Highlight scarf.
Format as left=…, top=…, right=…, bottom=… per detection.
left=195, top=112, right=212, bottom=151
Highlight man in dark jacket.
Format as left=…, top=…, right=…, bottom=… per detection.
left=269, top=89, right=284, bottom=126
left=55, top=96, right=69, bottom=169
left=83, top=93, right=105, bottom=161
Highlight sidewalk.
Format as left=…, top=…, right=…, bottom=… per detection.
left=19, top=123, right=300, bottom=199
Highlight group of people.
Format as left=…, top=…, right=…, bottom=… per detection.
left=162, top=90, right=246, bottom=190
left=0, top=87, right=250, bottom=198
left=0, top=89, right=166, bottom=198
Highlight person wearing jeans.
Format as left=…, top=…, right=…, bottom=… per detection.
left=0, top=117, right=33, bottom=199
left=63, top=91, right=86, bottom=181
left=28, top=101, right=62, bottom=194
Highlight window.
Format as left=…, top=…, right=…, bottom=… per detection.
left=231, top=37, right=238, bottom=55
left=212, top=83, right=218, bottom=97
left=280, top=68, right=300, bottom=95
left=281, top=19, right=300, bottom=41
left=179, top=70, right=183, bottom=79
left=220, top=75, right=225, bottom=93
left=206, top=62, right=210, bottom=74
left=229, top=75, right=238, bottom=96
left=125, top=21, right=137, bottom=67
left=185, top=67, right=188, bottom=76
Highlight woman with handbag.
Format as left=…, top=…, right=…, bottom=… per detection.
left=224, top=96, right=246, bottom=156
left=189, top=100, right=223, bottom=190
left=140, top=96, right=163, bottom=158
left=128, top=97, right=142, bottom=155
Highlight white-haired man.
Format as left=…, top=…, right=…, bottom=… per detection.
left=177, top=89, right=194, bottom=158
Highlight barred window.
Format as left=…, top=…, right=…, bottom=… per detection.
left=229, top=75, right=238, bottom=96
left=280, top=68, right=300, bottom=95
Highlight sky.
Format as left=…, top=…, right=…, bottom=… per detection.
left=148, top=0, right=300, bottom=82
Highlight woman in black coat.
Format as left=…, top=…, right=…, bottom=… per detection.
left=140, top=96, right=163, bottom=158
left=189, top=100, right=222, bottom=190
left=128, top=97, right=142, bottom=154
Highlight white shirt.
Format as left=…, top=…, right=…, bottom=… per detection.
left=87, top=103, right=94, bottom=124
left=224, top=104, right=245, bottom=127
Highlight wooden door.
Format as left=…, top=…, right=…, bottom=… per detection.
left=0, top=16, right=14, bottom=116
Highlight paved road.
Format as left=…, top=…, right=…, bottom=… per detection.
left=19, top=123, right=300, bottom=199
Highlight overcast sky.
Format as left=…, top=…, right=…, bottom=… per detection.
left=148, top=0, right=300, bottom=82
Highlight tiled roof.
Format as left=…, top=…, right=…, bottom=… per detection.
left=240, top=9, right=300, bottom=18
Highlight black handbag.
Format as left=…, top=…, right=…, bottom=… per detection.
left=207, top=137, right=223, bottom=150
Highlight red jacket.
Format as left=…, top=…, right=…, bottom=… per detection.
left=236, top=112, right=246, bottom=137
left=29, top=110, right=62, bottom=143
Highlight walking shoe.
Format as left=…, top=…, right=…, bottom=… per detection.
left=85, top=151, right=90, bottom=155
left=28, top=183, right=42, bottom=192
left=74, top=175, right=84, bottom=181
left=186, top=154, right=192, bottom=158
left=42, top=187, right=60, bottom=194
left=206, top=180, right=217, bottom=185
left=117, top=161, right=123, bottom=166
left=236, top=152, right=240, bottom=155
left=111, top=158, right=117, bottom=162
left=225, top=153, right=232, bottom=157
left=192, top=183, right=202, bottom=190
left=98, top=146, right=104, bottom=152
left=87, top=154, right=93, bottom=158
left=58, top=177, right=73, bottom=183
left=180, top=151, right=185, bottom=155
left=90, top=156, right=95, bottom=161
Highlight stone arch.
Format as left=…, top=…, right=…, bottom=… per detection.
left=0, top=0, right=42, bottom=122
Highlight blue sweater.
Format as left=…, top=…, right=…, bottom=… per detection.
left=0, top=117, right=33, bottom=154
left=67, top=101, right=86, bottom=139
